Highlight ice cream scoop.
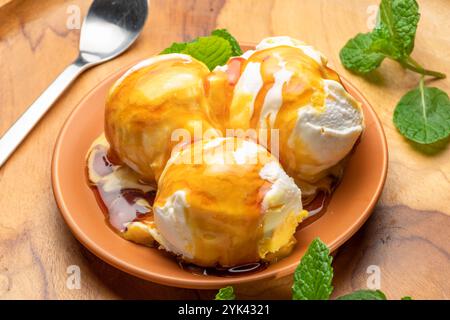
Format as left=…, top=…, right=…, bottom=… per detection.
left=152, top=137, right=306, bottom=267
left=214, top=37, right=364, bottom=198
left=105, top=53, right=220, bottom=185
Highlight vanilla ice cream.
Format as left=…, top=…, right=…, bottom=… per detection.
left=105, top=53, right=219, bottom=184
left=221, top=36, right=364, bottom=197
left=152, top=137, right=306, bottom=267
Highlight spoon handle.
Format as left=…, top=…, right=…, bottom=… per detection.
left=0, top=56, right=90, bottom=168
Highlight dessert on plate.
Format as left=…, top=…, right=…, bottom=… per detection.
left=87, top=36, right=364, bottom=271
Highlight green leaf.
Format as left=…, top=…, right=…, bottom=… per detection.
left=376, top=0, right=420, bottom=57
left=370, top=30, right=403, bottom=60
left=211, top=29, right=243, bottom=56
left=292, top=238, right=333, bottom=300
left=182, top=36, right=233, bottom=71
left=160, top=42, right=187, bottom=54
left=339, top=33, right=386, bottom=74
left=401, top=296, right=413, bottom=300
left=215, top=286, right=236, bottom=300
left=160, top=29, right=239, bottom=70
left=337, top=290, right=387, bottom=300
left=393, top=79, right=450, bottom=144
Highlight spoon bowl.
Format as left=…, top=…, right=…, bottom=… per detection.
left=80, top=0, right=148, bottom=64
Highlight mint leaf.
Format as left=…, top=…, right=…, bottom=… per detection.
left=370, top=30, right=403, bottom=60
left=292, top=238, right=333, bottom=300
left=160, top=42, right=187, bottom=54
left=215, top=286, right=235, bottom=300
left=337, top=289, right=387, bottom=300
left=160, top=29, right=239, bottom=70
left=401, top=296, right=413, bottom=300
left=339, top=33, right=386, bottom=74
left=183, top=36, right=232, bottom=70
left=393, top=79, right=450, bottom=144
left=376, top=0, right=420, bottom=57
left=211, top=29, right=243, bottom=56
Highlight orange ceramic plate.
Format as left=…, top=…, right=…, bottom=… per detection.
left=52, top=48, right=388, bottom=289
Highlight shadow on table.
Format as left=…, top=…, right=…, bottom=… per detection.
left=405, top=135, right=450, bottom=156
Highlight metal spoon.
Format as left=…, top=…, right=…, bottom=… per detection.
left=0, top=0, right=148, bottom=167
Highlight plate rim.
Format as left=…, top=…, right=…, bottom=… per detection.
left=51, top=58, right=388, bottom=290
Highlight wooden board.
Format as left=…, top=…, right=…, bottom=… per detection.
left=0, top=0, right=449, bottom=299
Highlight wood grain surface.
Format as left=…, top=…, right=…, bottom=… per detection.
left=0, top=0, right=449, bottom=300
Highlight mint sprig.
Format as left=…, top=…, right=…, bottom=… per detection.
left=215, top=286, right=235, bottom=300
left=340, top=0, right=449, bottom=145
left=160, top=29, right=242, bottom=71
left=292, top=238, right=333, bottom=300
left=340, top=0, right=445, bottom=79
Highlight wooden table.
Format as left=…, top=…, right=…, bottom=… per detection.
left=0, top=0, right=449, bottom=300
